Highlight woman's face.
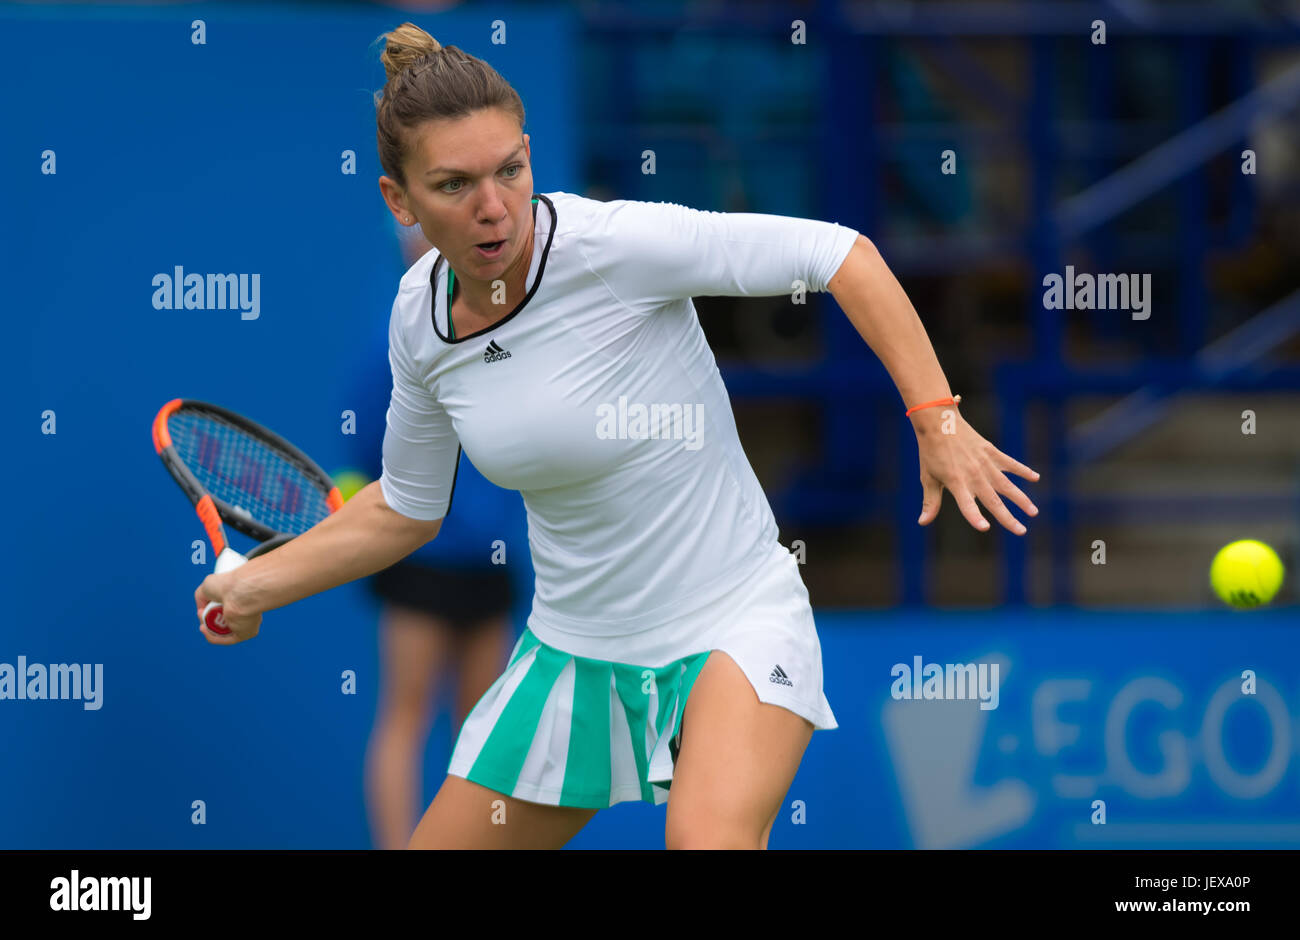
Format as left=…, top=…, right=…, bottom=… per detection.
left=381, top=108, right=533, bottom=281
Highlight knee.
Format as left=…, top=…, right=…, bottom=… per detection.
left=373, top=694, right=430, bottom=736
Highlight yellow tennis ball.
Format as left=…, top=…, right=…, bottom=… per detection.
left=1209, top=540, right=1284, bottom=609
left=331, top=469, right=371, bottom=503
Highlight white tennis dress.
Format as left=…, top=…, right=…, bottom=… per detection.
left=379, top=192, right=857, bottom=807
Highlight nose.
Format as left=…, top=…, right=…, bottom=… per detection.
left=475, top=183, right=509, bottom=226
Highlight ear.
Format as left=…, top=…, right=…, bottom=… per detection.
left=378, top=176, right=410, bottom=224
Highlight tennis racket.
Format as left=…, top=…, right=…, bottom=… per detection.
left=152, top=399, right=343, bottom=635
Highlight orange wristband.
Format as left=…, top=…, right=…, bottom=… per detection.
left=905, top=394, right=961, bottom=417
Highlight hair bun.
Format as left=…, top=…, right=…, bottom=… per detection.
left=379, top=22, right=442, bottom=82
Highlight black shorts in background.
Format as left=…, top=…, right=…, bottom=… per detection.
left=368, top=560, right=512, bottom=629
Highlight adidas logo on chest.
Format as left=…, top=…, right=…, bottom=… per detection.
left=483, top=340, right=512, bottom=363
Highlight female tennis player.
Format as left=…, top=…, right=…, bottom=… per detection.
left=194, top=22, right=1040, bottom=849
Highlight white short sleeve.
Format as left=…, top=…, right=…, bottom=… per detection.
left=378, top=300, right=460, bottom=521
left=578, top=199, right=860, bottom=313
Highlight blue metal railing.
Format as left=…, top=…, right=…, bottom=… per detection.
left=581, top=1, right=1300, bottom=606
left=1005, top=54, right=1300, bottom=605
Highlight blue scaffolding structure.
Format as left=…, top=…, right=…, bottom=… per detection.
left=582, top=1, right=1300, bottom=605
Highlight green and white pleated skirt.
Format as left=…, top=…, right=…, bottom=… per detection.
left=446, top=541, right=838, bottom=809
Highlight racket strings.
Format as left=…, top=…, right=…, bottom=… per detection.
left=168, top=410, right=332, bottom=536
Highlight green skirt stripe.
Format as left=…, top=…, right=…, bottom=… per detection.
left=467, top=641, right=568, bottom=795
left=560, top=656, right=612, bottom=805
left=452, top=629, right=718, bottom=807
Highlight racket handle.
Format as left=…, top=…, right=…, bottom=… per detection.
left=202, top=547, right=248, bottom=636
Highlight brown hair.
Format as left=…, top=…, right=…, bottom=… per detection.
left=373, top=22, right=526, bottom=189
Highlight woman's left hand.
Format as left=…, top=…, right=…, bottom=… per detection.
left=913, top=413, right=1040, bottom=535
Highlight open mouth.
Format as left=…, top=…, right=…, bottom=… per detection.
left=475, top=240, right=505, bottom=258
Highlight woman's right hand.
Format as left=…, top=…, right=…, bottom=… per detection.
left=194, top=571, right=262, bottom=645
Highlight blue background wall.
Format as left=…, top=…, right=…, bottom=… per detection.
left=1, top=3, right=576, bottom=848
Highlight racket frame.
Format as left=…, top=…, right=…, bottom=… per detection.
left=152, top=398, right=343, bottom=634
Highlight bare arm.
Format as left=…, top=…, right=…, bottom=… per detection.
left=827, top=234, right=1040, bottom=534
left=194, top=480, right=442, bottom=643
left=828, top=235, right=956, bottom=420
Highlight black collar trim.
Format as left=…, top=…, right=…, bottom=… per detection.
left=429, top=193, right=556, bottom=345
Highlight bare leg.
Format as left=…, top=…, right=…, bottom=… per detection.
left=411, top=614, right=599, bottom=849
left=364, top=604, right=454, bottom=850
left=664, top=650, right=813, bottom=849
left=450, top=612, right=513, bottom=731
left=408, top=775, right=599, bottom=849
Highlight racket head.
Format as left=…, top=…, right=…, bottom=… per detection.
left=153, top=398, right=343, bottom=553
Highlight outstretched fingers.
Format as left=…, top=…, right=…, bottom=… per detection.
left=991, top=448, right=1041, bottom=483
left=992, top=473, right=1039, bottom=519
left=950, top=483, right=991, bottom=532
left=951, top=478, right=1030, bottom=536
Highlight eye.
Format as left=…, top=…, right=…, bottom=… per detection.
left=502, top=163, right=522, bottom=178
left=440, top=179, right=463, bottom=194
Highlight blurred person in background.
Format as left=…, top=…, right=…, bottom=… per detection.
left=347, top=217, right=529, bottom=851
